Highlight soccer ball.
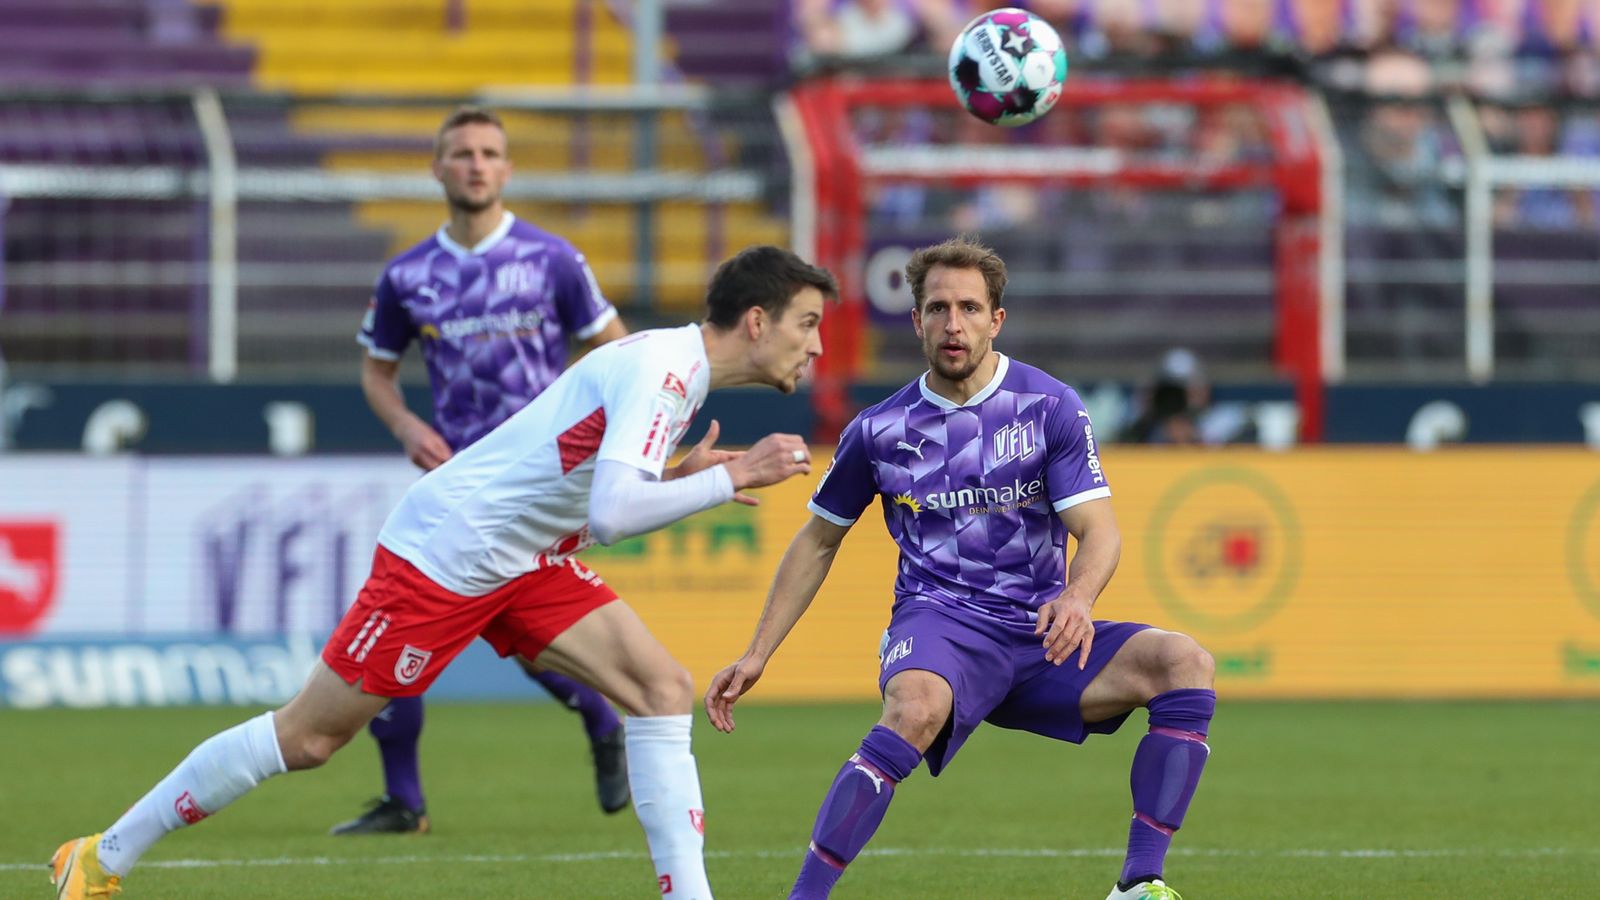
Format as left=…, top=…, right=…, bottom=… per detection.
left=947, top=8, right=1069, bottom=127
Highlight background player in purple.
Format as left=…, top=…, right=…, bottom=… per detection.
left=346, top=106, right=631, bottom=833
left=706, top=237, right=1217, bottom=900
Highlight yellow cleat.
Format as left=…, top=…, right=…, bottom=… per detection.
left=48, top=835, right=122, bottom=898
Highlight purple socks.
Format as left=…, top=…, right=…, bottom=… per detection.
left=1121, top=687, right=1215, bottom=886
left=791, top=725, right=923, bottom=900
left=529, top=670, right=621, bottom=741
left=367, top=674, right=618, bottom=816
left=368, top=696, right=426, bottom=811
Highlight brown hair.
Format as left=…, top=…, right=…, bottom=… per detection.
left=704, top=245, right=838, bottom=328
left=434, top=106, right=505, bottom=159
left=904, top=235, right=1008, bottom=312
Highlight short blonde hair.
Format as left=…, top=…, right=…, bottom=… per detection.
left=434, top=106, right=505, bottom=159
left=904, top=235, right=1008, bottom=311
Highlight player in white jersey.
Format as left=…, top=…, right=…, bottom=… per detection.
left=49, top=246, right=837, bottom=900
left=338, top=105, right=634, bottom=834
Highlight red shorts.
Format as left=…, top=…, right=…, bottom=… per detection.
left=321, top=545, right=619, bottom=696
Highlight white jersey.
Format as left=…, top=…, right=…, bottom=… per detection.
left=377, top=324, right=710, bottom=596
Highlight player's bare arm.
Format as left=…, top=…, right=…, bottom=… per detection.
left=705, top=514, right=851, bottom=733
left=360, top=354, right=452, bottom=470
left=1036, top=497, right=1121, bottom=669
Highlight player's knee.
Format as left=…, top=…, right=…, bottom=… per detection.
left=882, top=699, right=947, bottom=749
left=277, top=730, right=345, bottom=772
left=1152, top=633, right=1214, bottom=691
left=635, top=663, right=695, bottom=716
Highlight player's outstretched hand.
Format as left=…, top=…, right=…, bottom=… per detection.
left=704, top=656, right=766, bottom=733
left=398, top=417, right=453, bottom=471
left=672, top=419, right=757, bottom=506
left=724, top=433, right=811, bottom=493
left=1035, top=593, right=1095, bottom=669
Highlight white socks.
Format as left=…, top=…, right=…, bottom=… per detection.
left=98, top=711, right=287, bottom=876
left=626, top=714, right=712, bottom=899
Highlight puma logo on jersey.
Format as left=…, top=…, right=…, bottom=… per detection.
left=896, top=438, right=926, bottom=460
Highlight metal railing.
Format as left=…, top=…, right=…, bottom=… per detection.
left=0, top=85, right=787, bottom=379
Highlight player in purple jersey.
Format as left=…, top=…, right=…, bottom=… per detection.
left=706, top=237, right=1216, bottom=900
left=341, top=107, right=633, bottom=834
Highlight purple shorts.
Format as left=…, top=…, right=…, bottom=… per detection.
left=877, top=600, right=1151, bottom=776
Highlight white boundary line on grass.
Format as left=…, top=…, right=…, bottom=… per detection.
left=4, top=846, right=1597, bottom=872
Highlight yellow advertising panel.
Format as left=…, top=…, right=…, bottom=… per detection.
left=587, top=449, right=1600, bottom=700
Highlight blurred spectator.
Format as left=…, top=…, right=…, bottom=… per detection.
left=797, top=0, right=943, bottom=59
left=1151, top=0, right=1207, bottom=50
left=1346, top=49, right=1458, bottom=228
left=1391, top=0, right=1475, bottom=59
left=1501, top=0, right=1595, bottom=92
left=1196, top=102, right=1273, bottom=166
left=1080, top=0, right=1162, bottom=58
left=1120, top=348, right=1257, bottom=445
left=1201, top=0, right=1284, bottom=53
left=1122, top=348, right=1207, bottom=445
left=1283, top=0, right=1358, bottom=56
left=1492, top=104, right=1597, bottom=228
left=1561, top=109, right=1600, bottom=224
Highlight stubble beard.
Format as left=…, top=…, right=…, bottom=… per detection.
left=927, top=343, right=985, bottom=382
left=447, top=190, right=496, bottom=215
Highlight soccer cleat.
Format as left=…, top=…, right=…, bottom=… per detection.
left=591, top=725, right=630, bottom=814
left=48, top=834, right=122, bottom=898
left=1106, top=879, right=1183, bottom=900
left=328, top=795, right=431, bottom=835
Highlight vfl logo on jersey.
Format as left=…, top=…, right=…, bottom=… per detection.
left=661, top=372, right=688, bottom=400
left=991, top=420, right=1037, bottom=465
left=174, top=791, right=210, bottom=825
left=496, top=259, right=549, bottom=296
left=881, top=635, right=914, bottom=669
left=895, top=438, right=926, bottom=460
left=1079, top=410, right=1104, bottom=484
left=689, top=809, right=705, bottom=834
left=394, top=645, right=433, bottom=686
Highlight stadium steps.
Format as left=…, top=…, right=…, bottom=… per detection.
left=215, top=0, right=639, bottom=92
left=202, top=0, right=790, bottom=335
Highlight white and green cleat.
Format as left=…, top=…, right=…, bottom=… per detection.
left=1106, top=879, right=1183, bottom=900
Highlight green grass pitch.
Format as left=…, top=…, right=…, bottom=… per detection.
left=2, top=700, right=1594, bottom=898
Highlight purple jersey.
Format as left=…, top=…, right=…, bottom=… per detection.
left=809, top=354, right=1110, bottom=624
left=357, top=212, right=618, bottom=451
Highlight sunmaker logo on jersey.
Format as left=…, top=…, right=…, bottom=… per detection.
left=424, top=309, right=545, bottom=343
left=893, top=477, right=1047, bottom=516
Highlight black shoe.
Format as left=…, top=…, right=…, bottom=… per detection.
left=328, top=795, right=430, bottom=835
left=591, top=726, right=630, bottom=814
